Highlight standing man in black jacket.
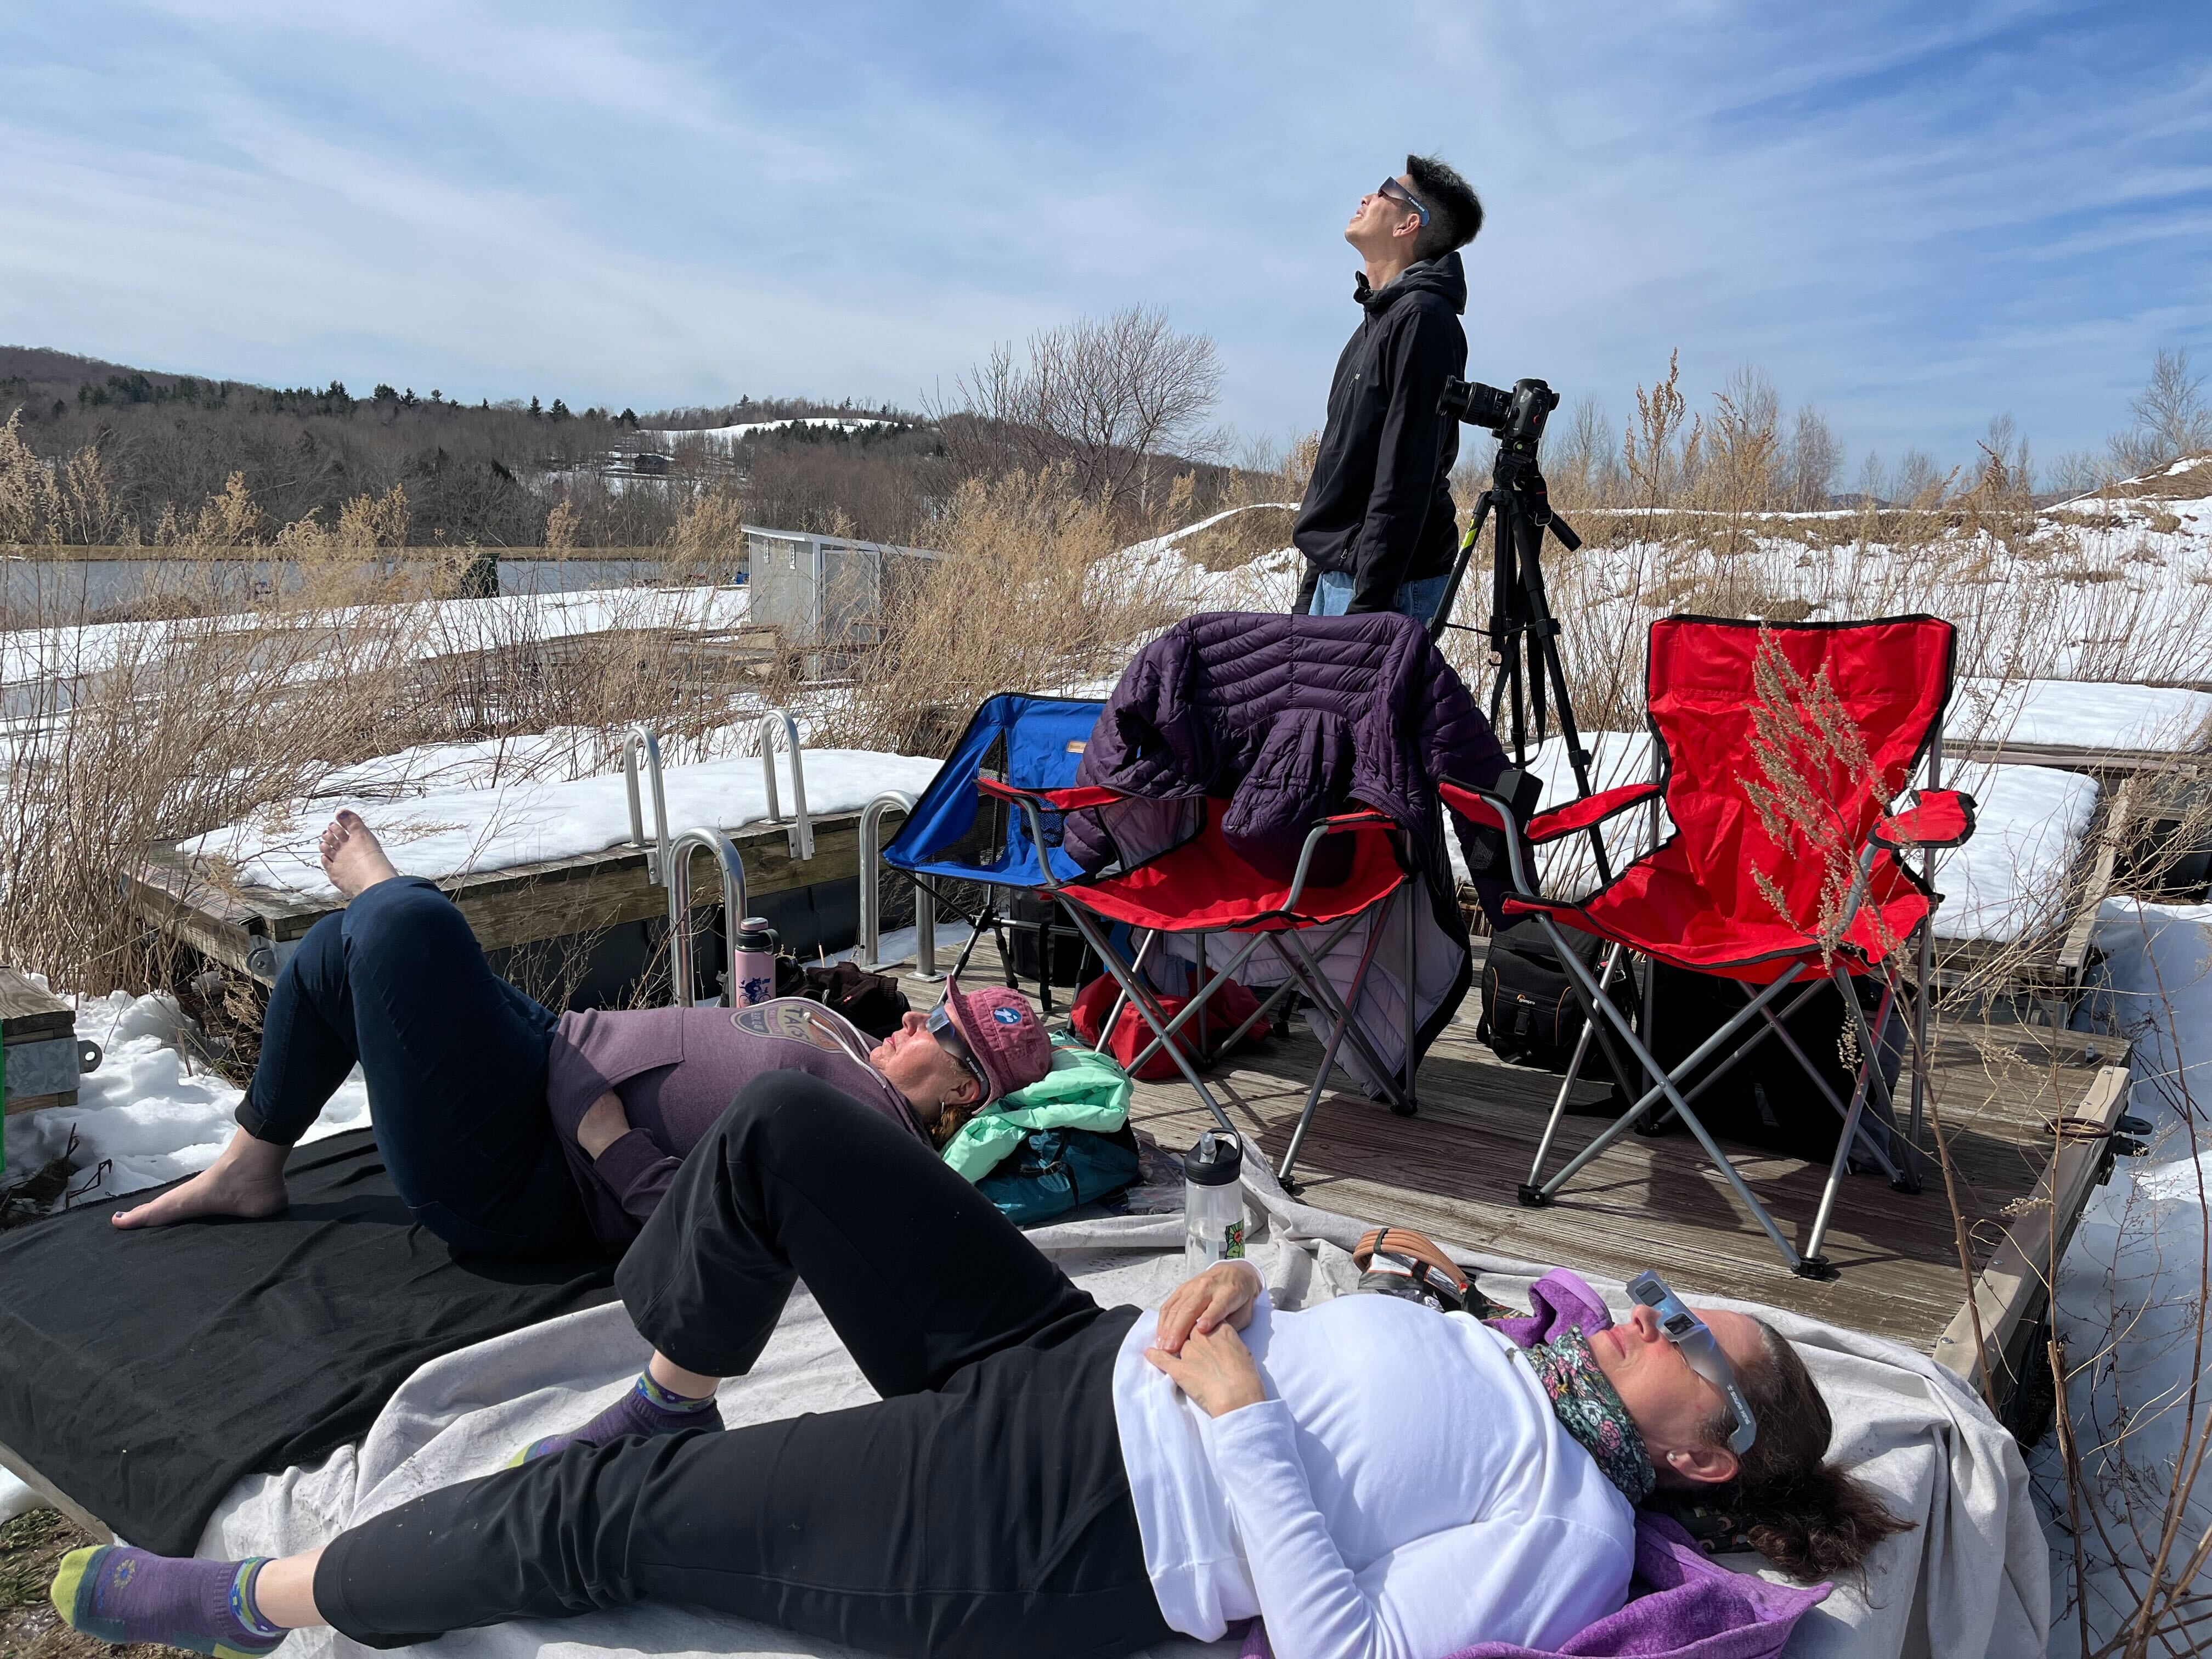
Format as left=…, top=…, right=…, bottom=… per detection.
left=1293, top=155, right=1485, bottom=620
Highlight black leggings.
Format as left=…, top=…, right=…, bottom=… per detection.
left=239, top=876, right=592, bottom=1257
left=312, top=1072, right=1173, bottom=1659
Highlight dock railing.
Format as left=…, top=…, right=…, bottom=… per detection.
left=666, top=826, right=750, bottom=1006
left=620, top=724, right=670, bottom=882
left=758, top=709, right=815, bottom=861
left=858, top=789, right=936, bottom=974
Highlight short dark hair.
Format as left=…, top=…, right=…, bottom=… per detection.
left=1405, top=154, right=1483, bottom=260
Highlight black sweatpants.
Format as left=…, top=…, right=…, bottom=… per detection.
left=313, top=1071, right=1173, bottom=1659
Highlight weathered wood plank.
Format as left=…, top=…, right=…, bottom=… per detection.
left=1931, top=1064, right=2129, bottom=1396
left=956, top=933, right=2117, bottom=1364
left=0, top=967, right=74, bottom=1044
left=128, top=811, right=868, bottom=983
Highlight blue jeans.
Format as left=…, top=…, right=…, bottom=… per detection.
left=1307, top=568, right=1451, bottom=624
left=239, top=876, right=592, bottom=1257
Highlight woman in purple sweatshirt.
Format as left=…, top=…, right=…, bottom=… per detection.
left=111, top=812, right=1053, bottom=1256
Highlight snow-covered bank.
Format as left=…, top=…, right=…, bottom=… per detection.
left=0, top=583, right=749, bottom=696
left=181, top=743, right=943, bottom=900
left=2035, top=898, right=2212, bottom=1652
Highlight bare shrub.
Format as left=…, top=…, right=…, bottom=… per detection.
left=938, top=306, right=1223, bottom=512
left=2109, top=347, right=2212, bottom=479
left=823, top=465, right=1184, bottom=755
left=0, top=466, right=766, bottom=1001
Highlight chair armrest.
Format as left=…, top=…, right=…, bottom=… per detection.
left=1526, top=782, right=1660, bottom=845
left=1438, top=777, right=1540, bottom=897
left=1872, top=788, right=1977, bottom=851
left=976, top=777, right=1126, bottom=811
left=1318, top=808, right=1393, bottom=830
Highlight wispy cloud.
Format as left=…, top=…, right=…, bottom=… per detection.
left=1, top=1, right=2205, bottom=470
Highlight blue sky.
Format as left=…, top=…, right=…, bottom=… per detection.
left=2, top=1, right=2207, bottom=476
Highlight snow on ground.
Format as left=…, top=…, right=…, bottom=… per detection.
left=184, top=744, right=946, bottom=899
left=1953, top=678, right=2212, bottom=753
left=1931, top=763, right=2102, bottom=943
left=639, top=417, right=904, bottom=451
left=0, top=584, right=749, bottom=703
left=3, top=992, right=370, bottom=1201
left=2033, top=899, right=2212, bottom=1651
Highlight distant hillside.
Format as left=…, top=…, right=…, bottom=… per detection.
left=0, top=347, right=950, bottom=548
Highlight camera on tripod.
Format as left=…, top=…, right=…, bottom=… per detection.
left=1425, top=370, right=1610, bottom=876
left=1437, top=376, right=1559, bottom=446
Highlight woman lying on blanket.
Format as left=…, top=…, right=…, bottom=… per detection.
left=112, top=811, right=1052, bottom=1256
left=59, top=1073, right=1911, bottom=1659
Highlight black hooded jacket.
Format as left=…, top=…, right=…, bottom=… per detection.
left=1290, top=251, right=1468, bottom=614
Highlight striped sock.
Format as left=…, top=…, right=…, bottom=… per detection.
left=50, top=1547, right=286, bottom=1659
left=510, top=1369, right=723, bottom=1465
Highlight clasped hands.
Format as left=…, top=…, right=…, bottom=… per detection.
left=1144, top=1259, right=1268, bottom=1419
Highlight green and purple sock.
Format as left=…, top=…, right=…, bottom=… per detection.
left=511, top=1369, right=723, bottom=1464
left=50, top=1546, right=286, bottom=1659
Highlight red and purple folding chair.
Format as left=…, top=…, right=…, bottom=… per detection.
left=1442, top=615, right=1976, bottom=1278
left=983, top=778, right=1419, bottom=1148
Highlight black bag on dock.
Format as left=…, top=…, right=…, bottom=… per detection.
left=1478, top=919, right=1635, bottom=1094
left=1643, top=963, right=1897, bottom=1161
left=772, top=957, right=912, bottom=1040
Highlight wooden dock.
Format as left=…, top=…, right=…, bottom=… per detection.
left=952, top=936, right=2128, bottom=1413
left=127, top=808, right=869, bottom=986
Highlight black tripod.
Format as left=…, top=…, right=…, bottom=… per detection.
left=1427, top=414, right=1611, bottom=884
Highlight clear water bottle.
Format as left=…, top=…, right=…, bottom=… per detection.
left=732, top=917, right=779, bottom=1007
left=1183, top=1130, right=1246, bottom=1276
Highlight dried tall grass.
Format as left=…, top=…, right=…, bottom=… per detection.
left=821, top=465, right=1187, bottom=754
left=0, top=479, right=760, bottom=1019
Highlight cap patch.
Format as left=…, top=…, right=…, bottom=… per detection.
left=992, top=1006, right=1024, bottom=1024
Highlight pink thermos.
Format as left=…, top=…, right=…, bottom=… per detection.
left=732, top=917, right=778, bottom=1007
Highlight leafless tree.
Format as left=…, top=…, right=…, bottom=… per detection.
left=1545, top=394, right=1623, bottom=509
left=1983, top=414, right=2035, bottom=497
left=1782, top=405, right=1843, bottom=511
left=1892, top=448, right=1945, bottom=507
left=2044, top=449, right=2113, bottom=500
left=941, top=306, right=1223, bottom=510
left=2109, top=347, right=2212, bottom=479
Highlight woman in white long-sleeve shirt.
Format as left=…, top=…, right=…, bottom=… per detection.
left=53, top=1074, right=1907, bottom=1659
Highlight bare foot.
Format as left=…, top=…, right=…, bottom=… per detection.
left=112, top=1128, right=290, bottom=1229
left=319, top=809, right=400, bottom=899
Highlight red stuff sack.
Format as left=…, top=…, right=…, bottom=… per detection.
left=1068, top=974, right=1271, bottom=1081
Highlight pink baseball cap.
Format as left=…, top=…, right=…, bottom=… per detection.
left=939, top=975, right=1052, bottom=1104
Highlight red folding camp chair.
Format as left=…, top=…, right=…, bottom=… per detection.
left=981, top=778, right=1419, bottom=1147
left=1442, top=615, right=1976, bottom=1279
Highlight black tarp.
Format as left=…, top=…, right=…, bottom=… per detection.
left=0, top=1130, right=618, bottom=1554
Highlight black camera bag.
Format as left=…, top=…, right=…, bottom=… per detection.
left=1477, top=919, right=1634, bottom=1090
left=1640, top=963, right=1899, bottom=1163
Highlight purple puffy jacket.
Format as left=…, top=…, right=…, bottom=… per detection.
left=1061, top=610, right=1506, bottom=884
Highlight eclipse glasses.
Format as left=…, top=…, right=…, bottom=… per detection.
left=1626, top=1269, right=1758, bottom=1455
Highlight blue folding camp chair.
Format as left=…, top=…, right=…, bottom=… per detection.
left=882, top=695, right=1104, bottom=1009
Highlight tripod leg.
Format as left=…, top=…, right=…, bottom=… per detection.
left=1515, top=527, right=1610, bottom=884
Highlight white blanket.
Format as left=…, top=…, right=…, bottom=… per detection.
left=200, top=1179, right=2046, bottom=1659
